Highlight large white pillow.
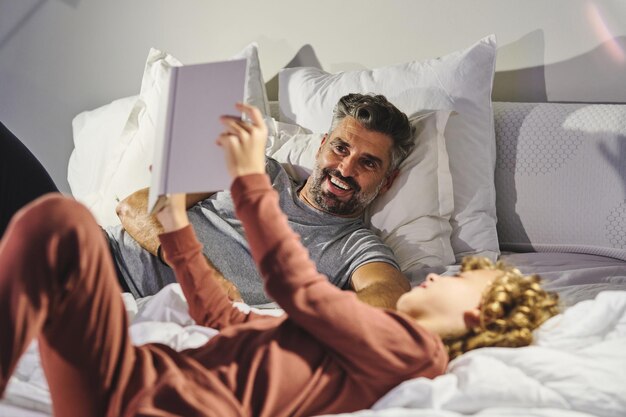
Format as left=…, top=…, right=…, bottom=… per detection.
left=233, top=43, right=271, bottom=116
left=279, top=35, right=499, bottom=263
left=366, top=111, right=455, bottom=274
left=266, top=110, right=456, bottom=276
left=69, top=43, right=270, bottom=226
left=69, top=95, right=139, bottom=225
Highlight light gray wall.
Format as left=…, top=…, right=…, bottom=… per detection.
left=1, top=0, right=625, bottom=193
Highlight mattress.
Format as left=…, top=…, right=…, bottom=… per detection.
left=499, top=252, right=626, bottom=306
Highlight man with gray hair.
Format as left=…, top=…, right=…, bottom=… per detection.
left=0, top=93, right=415, bottom=308
left=112, top=93, right=415, bottom=308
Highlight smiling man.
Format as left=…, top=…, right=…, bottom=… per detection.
left=301, top=111, right=399, bottom=216
left=112, top=94, right=415, bottom=308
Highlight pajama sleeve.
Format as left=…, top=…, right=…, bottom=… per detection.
left=159, top=225, right=269, bottom=330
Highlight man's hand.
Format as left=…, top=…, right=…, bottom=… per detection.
left=217, top=102, right=268, bottom=179
left=350, top=262, right=410, bottom=309
left=116, top=188, right=163, bottom=256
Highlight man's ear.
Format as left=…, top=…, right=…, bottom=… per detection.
left=378, top=169, right=399, bottom=195
left=316, top=133, right=328, bottom=158
left=463, top=308, right=481, bottom=330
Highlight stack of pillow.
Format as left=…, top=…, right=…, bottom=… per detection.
left=69, top=36, right=500, bottom=278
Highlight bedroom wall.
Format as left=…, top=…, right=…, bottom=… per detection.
left=1, top=0, right=625, bottom=193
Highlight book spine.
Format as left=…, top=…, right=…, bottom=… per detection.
left=147, top=66, right=178, bottom=212
left=161, top=68, right=178, bottom=193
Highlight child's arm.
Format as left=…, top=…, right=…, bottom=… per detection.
left=157, top=102, right=271, bottom=328
left=157, top=220, right=268, bottom=330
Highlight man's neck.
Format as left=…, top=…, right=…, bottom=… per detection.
left=298, top=182, right=317, bottom=209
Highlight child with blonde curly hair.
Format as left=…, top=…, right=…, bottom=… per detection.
left=436, top=257, right=560, bottom=359
left=0, top=102, right=559, bottom=417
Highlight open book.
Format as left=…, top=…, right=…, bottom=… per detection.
left=148, top=58, right=248, bottom=213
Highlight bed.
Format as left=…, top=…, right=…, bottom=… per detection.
left=2, top=36, right=625, bottom=416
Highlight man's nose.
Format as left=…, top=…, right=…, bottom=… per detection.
left=338, top=156, right=357, bottom=178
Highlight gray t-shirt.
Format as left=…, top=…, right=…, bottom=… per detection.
left=106, top=158, right=399, bottom=305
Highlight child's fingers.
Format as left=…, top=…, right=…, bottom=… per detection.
left=220, top=117, right=251, bottom=137
left=236, top=102, right=265, bottom=129
left=217, top=132, right=239, bottom=149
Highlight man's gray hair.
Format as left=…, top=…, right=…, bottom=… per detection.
left=329, top=93, right=415, bottom=172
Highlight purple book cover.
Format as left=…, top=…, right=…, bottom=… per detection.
left=149, top=58, right=247, bottom=212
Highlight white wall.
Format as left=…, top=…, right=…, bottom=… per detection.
left=1, top=0, right=625, bottom=193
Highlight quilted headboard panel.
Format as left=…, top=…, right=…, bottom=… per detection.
left=493, top=102, right=626, bottom=261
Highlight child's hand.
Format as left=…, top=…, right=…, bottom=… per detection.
left=217, top=103, right=268, bottom=179
left=154, top=193, right=189, bottom=232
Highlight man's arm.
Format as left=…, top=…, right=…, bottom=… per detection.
left=116, top=187, right=212, bottom=256
left=350, top=262, right=410, bottom=309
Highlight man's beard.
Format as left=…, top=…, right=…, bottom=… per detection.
left=307, top=167, right=384, bottom=216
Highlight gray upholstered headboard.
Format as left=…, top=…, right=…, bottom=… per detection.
left=493, top=102, right=626, bottom=261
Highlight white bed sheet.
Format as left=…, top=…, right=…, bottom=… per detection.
left=2, top=253, right=625, bottom=417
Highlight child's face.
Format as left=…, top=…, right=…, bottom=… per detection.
left=396, top=269, right=501, bottom=338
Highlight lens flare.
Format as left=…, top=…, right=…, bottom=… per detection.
left=588, top=1, right=626, bottom=63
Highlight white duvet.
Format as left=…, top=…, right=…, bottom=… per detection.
left=2, top=286, right=626, bottom=417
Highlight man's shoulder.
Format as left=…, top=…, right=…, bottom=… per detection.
left=344, top=221, right=387, bottom=244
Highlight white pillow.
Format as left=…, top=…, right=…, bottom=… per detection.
left=68, top=95, right=139, bottom=225
left=266, top=111, right=456, bottom=274
left=278, top=35, right=499, bottom=263
left=265, top=119, right=317, bottom=181
left=366, top=111, right=455, bottom=273
left=69, top=43, right=270, bottom=226
left=232, top=43, right=271, bottom=116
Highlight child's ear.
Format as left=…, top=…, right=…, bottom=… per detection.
left=463, top=308, right=481, bottom=330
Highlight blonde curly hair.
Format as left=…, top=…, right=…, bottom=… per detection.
left=443, top=256, right=560, bottom=360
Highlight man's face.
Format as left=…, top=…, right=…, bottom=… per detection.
left=305, top=116, right=397, bottom=216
